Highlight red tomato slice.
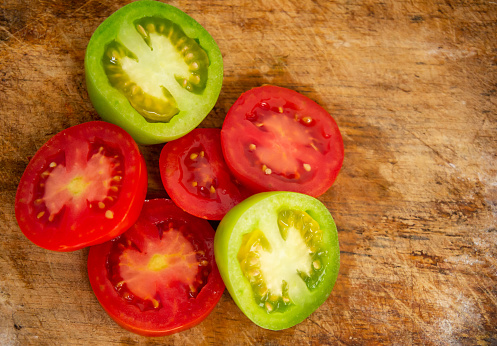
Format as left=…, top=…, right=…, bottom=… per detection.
left=87, top=199, right=225, bottom=336
left=15, top=121, right=147, bottom=251
left=159, top=128, right=252, bottom=220
left=221, top=85, right=344, bottom=197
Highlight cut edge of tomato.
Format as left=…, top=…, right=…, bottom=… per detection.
left=214, top=191, right=340, bottom=331
left=84, top=1, right=224, bottom=145
left=88, top=198, right=225, bottom=336
left=14, top=121, right=148, bottom=252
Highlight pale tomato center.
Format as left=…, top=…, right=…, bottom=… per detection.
left=43, top=151, right=115, bottom=216
left=118, top=229, right=199, bottom=301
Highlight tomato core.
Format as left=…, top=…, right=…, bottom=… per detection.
left=237, top=209, right=327, bottom=313
left=35, top=142, right=123, bottom=225
left=106, top=220, right=211, bottom=312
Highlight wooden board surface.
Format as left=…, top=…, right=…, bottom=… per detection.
left=1, top=0, right=496, bottom=344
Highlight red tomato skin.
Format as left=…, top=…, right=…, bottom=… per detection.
left=221, top=85, right=344, bottom=197
left=87, top=199, right=225, bottom=336
left=159, top=128, right=252, bottom=220
left=15, top=121, right=148, bottom=251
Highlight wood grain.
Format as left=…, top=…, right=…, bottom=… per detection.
left=1, top=0, right=496, bottom=344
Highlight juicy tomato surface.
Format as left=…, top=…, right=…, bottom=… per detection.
left=15, top=121, right=148, bottom=252
left=85, top=0, right=223, bottom=145
left=221, top=85, right=344, bottom=197
left=87, top=199, right=225, bottom=336
left=214, top=191, right=340, bottom=331
left=159, top=128, right=253, bottom=220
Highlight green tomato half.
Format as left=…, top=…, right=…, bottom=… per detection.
left=214, top=191, right=340, bottom=330
left=85, top=0, right=223, bottom=145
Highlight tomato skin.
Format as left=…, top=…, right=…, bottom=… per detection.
left=88, top=199, right=225, bottom=336
left=85, top=0, right=223, bottom=145
left=159, top=128, right=253, bottom=220
left=214, top=191, right=340, bottom=331
left=14, top=121, right=147, bottom=252
left=221, top=85, right=344, bottom=197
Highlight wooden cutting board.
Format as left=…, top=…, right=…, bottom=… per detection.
left=1, top=0, right=496, bottom=344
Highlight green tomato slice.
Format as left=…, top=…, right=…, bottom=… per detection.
left=85, top=0, right=223, bottom=145
left=214, top=191, right=340, bottom=330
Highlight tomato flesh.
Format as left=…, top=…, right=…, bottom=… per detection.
left=15, top=121, right=147, bottom=252
left=88, top=199, right=225, bottom=336
left=160, top=128, right=252, bottom=220
left=221, top=85, right=344, bottom=196
left=214, top=192, right=340, bottom=330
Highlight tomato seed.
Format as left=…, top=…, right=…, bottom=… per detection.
left=249, top=143, right=256, bottom=151
left=302, top=116, right=312, bottom=124
left=136, top=24, right=148, bottom=38
left=49, top=162, right=57, bottom=168
left=98, top=202, right=105, bottom=209
left=190, top=153, right=198, bottom=160
left=265, top=302, right=273, bottom=312
left=303, top=163, right=311, bottom=172
left=37, top=211, right=45, bottom=219
left=105, top=210, right=114, bottom=219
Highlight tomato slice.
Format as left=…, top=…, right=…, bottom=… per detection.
left=85, top=1, right=223, bottom=145
left=14, top=121, right=147, bottom=252
left=159, top=128, right=252, bottom=220
left=221, top=85, right=344, bottom=197
left=87, top=199, right=225, bottom=336
left=214, top=191, right=340, bottom=330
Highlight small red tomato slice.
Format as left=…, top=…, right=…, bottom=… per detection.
left=15, top=121, right=147, bottom=251
left=159, top=128, right=252, bottom=220
left=87, top=199, right=225, bottom=336
left=221, top=85, right=344, bottom=197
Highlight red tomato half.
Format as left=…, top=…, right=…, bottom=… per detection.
left=87, top=199, right=225, bottom=336
left=221, top=85, right=344, bottom=197
left=159, top=128, right=252, bottom=220
left=15, top=121, right=147, bottom=251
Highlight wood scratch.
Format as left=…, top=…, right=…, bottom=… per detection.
left=405, top=129, right=454, bottom=167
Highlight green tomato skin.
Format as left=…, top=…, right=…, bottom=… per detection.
left=214, top=191, right=340, bottom=331
left=85, top=0, right=223, bottom=145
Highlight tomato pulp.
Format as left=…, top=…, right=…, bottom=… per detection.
left=221, top=85, right=344, bottom=197
left=15, top=121, right=148, bottom=252
left=159, top=128, right=253, bottom=220
left=88, top=199, right=225, bottom=336
left=85, top=0, right=223, bottom=145
left=214, top=191, right=340, bottom=330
